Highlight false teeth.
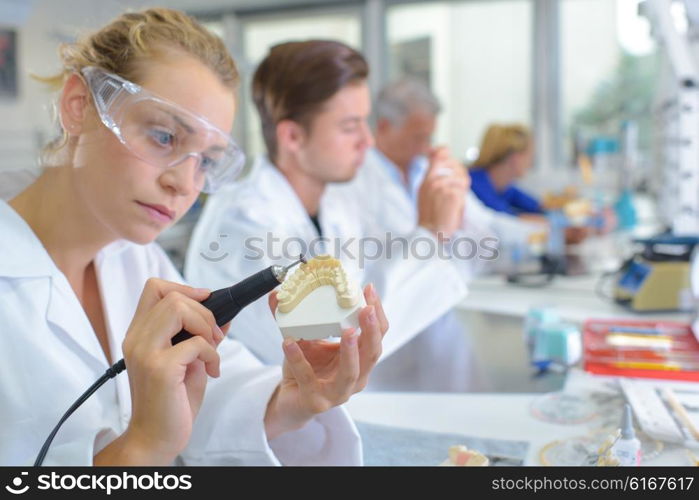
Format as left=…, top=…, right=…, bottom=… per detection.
left=275, top=255, right=365, bottom=341
left=277, top=254, right=359, bottom=313
left=442, top=446, right=489, bottom=466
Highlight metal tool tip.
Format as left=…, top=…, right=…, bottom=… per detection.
left=283, top=255, right=306, bottom=272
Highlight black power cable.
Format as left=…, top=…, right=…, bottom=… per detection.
left=34, top=360, right=126, bottom=466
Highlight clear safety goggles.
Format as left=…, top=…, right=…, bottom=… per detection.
left=81, top=66, right=245, bottom=193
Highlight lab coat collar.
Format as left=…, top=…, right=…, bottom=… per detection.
left=370, top=148, right=404, bottom=186
left=0, top=199, right=128, bottom=370
left=369, top=148, right=428, bottom=202
left=0, top=200, right=60, bottom=279
left=252, top=155, right=321, bottom=232
left=0, top=200, right=130, bottom=279
left=251, top=155, right=352, bottom=254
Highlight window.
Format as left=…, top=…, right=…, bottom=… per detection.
left=560, top=0, right=659, bottom=174
left=386, top=1, right=533, bottom=163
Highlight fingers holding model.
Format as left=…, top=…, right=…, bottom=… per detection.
left=264, top=273, right=388, bottom=440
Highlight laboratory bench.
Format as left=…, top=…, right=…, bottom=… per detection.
left=352, top=233, right=699, bottom=466
left=454, top=273, right=690, bottom=393
left=457, top=273, right=690, bottom=324
left=452, top=232, right=692, bottom=394
left=348, top=369, right=698, bottom=466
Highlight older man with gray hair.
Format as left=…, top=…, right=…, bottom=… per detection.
left=329, top=77, right=548, bottom=391
left=326, top=79, right=502, bottom=392
left=374, top=79, right=443, bottom=177
left=366, top=78, right=544, bottom=261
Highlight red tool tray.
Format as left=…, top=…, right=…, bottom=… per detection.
left=583, top=318, right=699, bottom=382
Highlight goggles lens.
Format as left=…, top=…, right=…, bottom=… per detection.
left=82, top=66, right=244, bottom=193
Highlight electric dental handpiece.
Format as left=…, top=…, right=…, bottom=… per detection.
left=34, top=255, right=306, bottom=466
left=170, top=255, right=306, bottom=345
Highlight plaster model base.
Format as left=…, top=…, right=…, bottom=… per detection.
left=275, top=255, right=365, bottom=340
left=276, top=284, right=366, bottom=340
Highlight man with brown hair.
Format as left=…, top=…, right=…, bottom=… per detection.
left=251, top=41, right=373, bottom=189
left=185, top=41, right=471, bottom=384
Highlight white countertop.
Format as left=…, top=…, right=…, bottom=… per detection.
left=348, top=233, right=698, bottom=466
left=457, top=274, right=691, bottom=324
left=346, top=389, right=694, bottom=466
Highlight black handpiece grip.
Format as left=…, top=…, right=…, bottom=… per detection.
left=171, top=267, right=280, bottom=346
left=228, top=267, right=280, bottom=311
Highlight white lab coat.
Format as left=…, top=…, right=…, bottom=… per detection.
left=185, top=155, right=468, bottom=368
left=327, top=150, right=550, bottom=391
left=0, top=199, right=360, bottom=466
left=325, top=149, right=494, bottom=391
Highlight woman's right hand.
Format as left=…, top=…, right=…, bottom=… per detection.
left=95, top=279, right=224, bottom=465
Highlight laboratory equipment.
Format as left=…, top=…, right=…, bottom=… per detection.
left=644, top=0, right=699, bottom=236
left=538, top=427, right=662, bottom=466
left=583, top=318, right=699, bottom=381
left=620, top=378, right=699, bottom=448
left=524, top=307, right=582, bottom=371
left=610, top=404, right=642, bottom=465
left=612, top=235, right=698, bottom=312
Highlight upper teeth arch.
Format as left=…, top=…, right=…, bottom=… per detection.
left=276, top=254, right=359, bottom=313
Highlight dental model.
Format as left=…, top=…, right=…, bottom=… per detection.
left=441, top=445, right=489, bottom=466
left=277, top=254, right=358, bottom=312
left=276, top=255, right=365, bottom=340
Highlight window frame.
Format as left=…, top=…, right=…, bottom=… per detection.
left=190, top=0, right=584, bottom=172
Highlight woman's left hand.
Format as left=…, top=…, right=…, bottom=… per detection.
left=263, top=283, right=389, bottom=439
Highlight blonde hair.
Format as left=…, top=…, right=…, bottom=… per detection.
left=472, top=123, right=531, bottom=169
left=36, top=8, right=239, bottom=165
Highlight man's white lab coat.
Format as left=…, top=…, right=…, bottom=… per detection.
left=325, top=149, right=549, bottom=390
left=185, top=155, right=469, bottom=372
left=325, top=149, right=498, bottom=391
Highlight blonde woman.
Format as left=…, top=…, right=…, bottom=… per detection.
left=470, top=123, right=588, bottom=243
left=469, top=124, right=543, bottom=216
left=0, top=8, right=386, bottom=466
